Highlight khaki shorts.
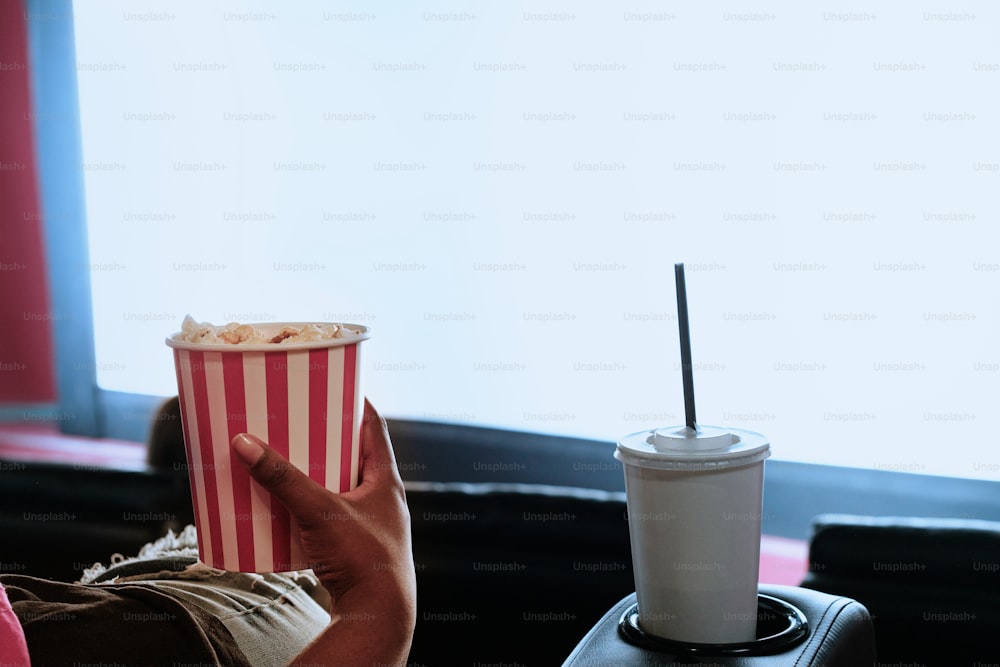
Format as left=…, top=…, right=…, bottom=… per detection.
left=4, top=556, right=330, bottom=667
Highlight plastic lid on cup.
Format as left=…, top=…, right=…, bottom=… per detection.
left=615, top=425, right=770, bottom=471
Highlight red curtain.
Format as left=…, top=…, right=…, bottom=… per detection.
left=0, top=0, right=57, bottom=403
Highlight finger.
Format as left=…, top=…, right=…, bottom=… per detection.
left=231, top=433, right=333, bottom=521
left=358, top=398, right=401, bottom=486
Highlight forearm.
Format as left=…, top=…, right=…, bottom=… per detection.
left=289, top=582, right=416, bottom=667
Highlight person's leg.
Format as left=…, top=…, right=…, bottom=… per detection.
left=121, top=564, right=331, bottom=667
left=81, top=529, right=331, bottom=667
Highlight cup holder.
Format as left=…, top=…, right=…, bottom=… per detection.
left=618, top=593, right=809, bottom=656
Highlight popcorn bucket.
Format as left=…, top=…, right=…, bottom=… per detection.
left=165, top=322, right=370, bottom=572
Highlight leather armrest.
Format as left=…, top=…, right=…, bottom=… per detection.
left=802, top=513, right=1000, bottom=666
left=561, top=584, right=875, bottom=666
left=805, top=513, right=1000, bottom=586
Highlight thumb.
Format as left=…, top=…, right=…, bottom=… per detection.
left=231, top=433, right=332, bottom=525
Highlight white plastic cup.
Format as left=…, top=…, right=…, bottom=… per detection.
left=615, top=425, right=770, bottom=644
left=165, top=322, right=370, bottom=573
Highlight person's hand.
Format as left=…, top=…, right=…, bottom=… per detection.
left=230, top=399, right=416, bottom=666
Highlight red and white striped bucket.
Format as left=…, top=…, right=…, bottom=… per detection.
left=166, top=323, right=369, bottom=572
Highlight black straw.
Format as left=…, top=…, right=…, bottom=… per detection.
left=674, top=263, right=697, bottom=430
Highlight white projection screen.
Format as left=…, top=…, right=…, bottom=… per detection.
left=72, top=2, right=1000, bottom=480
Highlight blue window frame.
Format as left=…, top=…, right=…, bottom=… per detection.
left=25, top=0, right=160, bottom=441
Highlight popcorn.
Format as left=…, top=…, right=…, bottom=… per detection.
left=178, top=315, right=361, bottom=345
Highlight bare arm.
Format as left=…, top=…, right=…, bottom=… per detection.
left=230, top=400, right=416, bottom=667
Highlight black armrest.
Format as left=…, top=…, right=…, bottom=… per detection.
left=561, top=585, right=875, bottom=667
left=801, top=513, right=1000, bottom=666
left=805, top=513, right=1000, bottom=586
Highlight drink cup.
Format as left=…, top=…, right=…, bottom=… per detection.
left=615, top=425, right=770, bottom=644
left=165, top=322, right=369, bottom=573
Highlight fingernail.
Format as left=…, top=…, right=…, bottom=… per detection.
left=231, top=433, right=266, bottom=466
